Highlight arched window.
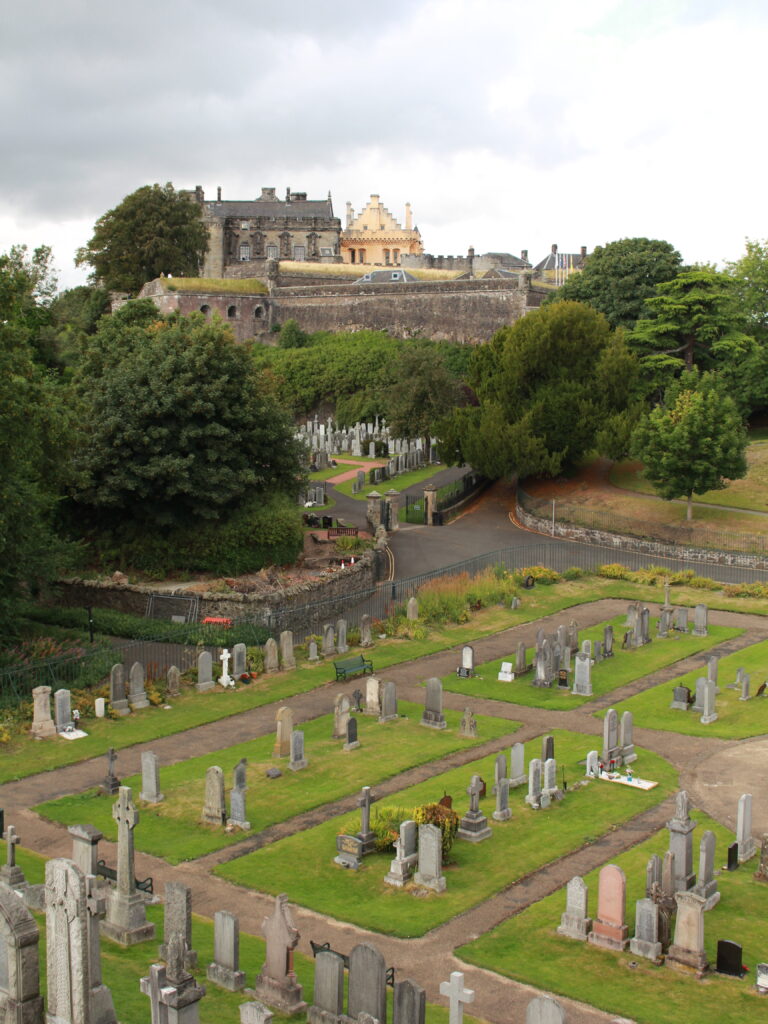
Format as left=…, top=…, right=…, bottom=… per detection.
left=200, top=304, right=210, bottom=315
left=239, top=243, right=251, bottom=261
left=227, top=305, right=237, bottom=319
left=254, top=306, right=264, bottom=319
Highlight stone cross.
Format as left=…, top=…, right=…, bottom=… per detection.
left=113, top=787, right=139, bottom=896
left=220, top=648, right=233, bottom=687
left=358, top=786, right=377, bottom=835
left=439, top=971, right=475, bottom=1024
left=3, top=824, right=19, bottom=868
left=466, top=775, right=482, bottom=814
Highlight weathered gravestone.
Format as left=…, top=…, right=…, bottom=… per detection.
left=201, top=766, right=226, bottom=826
left=674, top=607, right=689, bottom=632
left=493, top=778, right=511, bottom=822
left=700, top=678, right=718, bottom=725
left=139, top=750, right=163, bottom=803
left=557, top=875, right=592, bottom=941
left=253, top=894, right=306, bottom=1014
left=542, top=758, right=562, bottom=803
left=141, top=932, right=205, bottom=1024
left=166, top=664, right=181, bottom=697
left=394, top=978, right=426, bottom=1024
left=754, top=833, right=768, bottom=882
left=0, top=825, right=26, bottom=892
left=264, top=638, right=279, bottom=673
left=30, top=685, right=57, bottom=739
left=365, top=676, right=381, bottom=716
left=344, top=718, right=360, bottom=751
left=379, top=681, right=398, bottom=722
left=541, top=735, right=555, bottom=763
left=406, top=597, right=419, bottom=621
left=279, top=631, right=296, bottom=670
left=207, top=910, right=246, bottom=991
left=332, top=694, right=351, bottom=739
left=101, top=787, right=155, bottom=945
left=667, top=790, right=696, bottom=892
left=693, top=604, right=709, bottom=637
left=336, top=619, right=349, bottom=655
left=321, top=624, right=336, bottom=657
left=629, top=897, right=662, bottom=961
left=458, top=774, right=492, bottom=842
left=572, top=653, right=592, bottom=696
left=413, top=823, right=446, bottom=892
left=666, top=889, right=709, bottom=974
left=510, top=742, right=526, bottom=787
left=737, top=792, right=757, bottom=862
left=273, top=706, right=293, bottom=758
left=0, top=882, right=43, bottom=1021
left=421, top=678, right=446, bottom=729
left=457, top=645, right=474, bottom=678
left=585, top=750, right=599, bottom=777
left=601, top=708, right=621, bottom=766
left=587, top=864, right=628, bottom=951
left=692, top=829, right=719, bottom=908
left=357, top=786, right=378, bottom=855
left=229, top=758, right=250, bottom=830
left=620, top=710, right=636, bottom=763
left=525, top=995, right=566, bottom=1024
left=54, top=688, right=73, bottom=732
left=360, top=614, right=373, bottom=647
left=525, top=758, right=542, bottom=810
left=289, top=730, right=308, bottom=772
left=197, top=651, right=215, bottom=693
left=308, top=949, right=345, bottom=1024
left=101, top=747, right=120, bottom=795
left=128, top=662, right=149, bottom=710
left=233, top=642, right=247, bottom=677
left=459, top=708, right=477, bottom=738
left=670, top=685, right=692, bottom=711
left=384, top=819, right=418, bottom=888
left=348, top=943, right=386, bottom=1024
left=109, top=664, right=130, bottom=715
left=160, top=881, right=198, bottom=969
left=308, top=641, right=319, bottom=662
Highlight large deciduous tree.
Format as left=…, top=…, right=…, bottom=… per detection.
left=76, top=183, right=209, bottom=294
left=551, top=237, right=682, bottom=331
left=380, top=346, right=462, bottom=452
left=726, top=237, right=768, bottom=342
left=442, top=301, right=640, bottom=480
left=632, top=370, right=747, bottom=521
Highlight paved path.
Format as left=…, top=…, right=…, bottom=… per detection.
left=6, top=601, right=768, bottom=1024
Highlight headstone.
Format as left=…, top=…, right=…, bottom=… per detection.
left=109, top=664, right=130, bottom=715
left=229, top=758, right=250, bottom=829
left=101, top=786, right=155, bottom=944
left=740, top=673, right=751, bottom=701
left=692, top=676, right=706, bottom=712
left=30, top=685, right=57, bottom=738
left=128, top=661, right=149, bottom=709
left=638, top=606, right=651, bottom=645
left=273, top=706, right=293, bottom=757
left=160, top=881, right=198, bottom=969
left=460, top=645, right=474, bottom=676
left=727, top=841, right=739, bottom=871
left=289, top=730, right=308, bottom=772
left=207, top=910, right=246, bottom=990
left=336, top=619, right=348, bottom=654
left=754, top=833, right=768, bottom=882
left=253, top=894, right=306, bottom=1014
left=365, top=676, right=381, bottom=716
left=421, top=678, right=447, bottom=729
left=141, top=934, right=205, bottom=1024
left=557, top=876, right=592, bottom=941
left=348, top=943, right=386, bottom=1024
left=515, top=642, right=527, bottom=674
left=101, top=746, right=120, bottom=794
left=379, top=681, right=398, bottom=722
left=233, top=642, right=247, bottom=677
left=0, top=883, right=43, bottom=1020
left=321, top=624, right=336, bottom=656
left=458, top=774, right=492, bottom=842
left=308, top=641, right=319, bottom=662
left=492, top=752, right=507, bottom=795
left=587, top=864, right=629, bottom=950
left=756, top=962, right=768, bottom=994
left=619, top=710, right=636, bottom=763
left=344, top=717, right=360, bottom=751
left=459, top=708, right=477, bottom=738
left=0, top=825, right=26, bottom=891
left=700, top=678, right=718, bottom=725
left=333, top=694, right=351, bottom=739
left=572, top=653, right=592, bottom=696
left=54, top=687, right=73, bottom=732
left=525, top=758, right=542, bottom=810
left=692, top=830, right=719, bottom=908
left=166, top=664, right=181, bottom=697
left=692, top=604, right=708, bottom=637
left=68, top=823, right=102, bottom=880
left=585, top=749, right=599, bottom=777
left=737, top=793, right=757, bottom=862
left=493, top=778, right=511, bottom=822
left=716, top=939, right=745, bottom=978
left=629, top=897, right=662, bottom=960
left=279, top=631, right=296, bottom=670
left=357, top=786, right=378, bottom=855
left=413, top=823, right=446, bottom=891
left=674, top=607, right=689, bottom=632
left=567, top=620, right=579, bottom=652
left=139, top=750, right=164, bottom=803
left=334, top=834, right=362, bottom=869
left=658, top=609, right=672, bottom=638
left=667, top=790, right=696, bottom=892
left=541, top=735, right=555, bottom=762
left=666, top=889, right=708, bottom=974
left=360, top=615, right=373, bottom=648
left=670, top=685, right=692, bottom=711
left=351, top=688, right=364, bottom=712
left=384, top=819, right=418, bottom=888
left=510, top=742, right=526, bottom=787
left=603, top=624, right=614, bottom=657
left=497, top=661, right=513, bottom=682
left=309, top=950, right=344, bottom=1024
left=439, top=971, right=474, bottom=1024
left=201, top=766, right=226, bottom=826
left=406, top=597, right=419, bottom=621
left=393, top=978, right=426, bottom=1024
left=601, top=708, right=621, bottom=766
left=645, top=853, right=662, bottom=898
left=197, top=650, right=215, bottom=693
left=542, top=758, right=562, bottom=803
left=220, top=647, right=233, bottom=687
left=525, top=996, right=566, bottom=1024
left=264, top=638, right=279, bottom=673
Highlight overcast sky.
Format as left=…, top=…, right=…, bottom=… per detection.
left=2, top=0, right=766, bottom=289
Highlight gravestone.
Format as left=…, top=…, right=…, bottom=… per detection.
left=692, top=676, right=706, bottom=712
left=756, top=962, right=768, bottom=994
left=658, top=609, right=672, bottom=637
left=406, top=597, right=419, bottom=621
left=348, top=944, right=386, bottom=1024
left=603, top=624, right=614, bottom=657
left=737, top=793, right=757, bottom=862
left=394, top=978, right=426, bottom=1024
left=525, top=996, right=566, bottom=1024
left=413, top=823, right=446, bottom=891
left=344, top=717, right=360, bottom=751
left=421, top=678, right=447, bottom=729
left=492, top=752, right=507, bottom=795
left=333, top=694, right=351, bottom=739
left=336, top=619, right=349, bottom=655
left=379, top=681, right=398, bottom=722
left=646, top=853, right=662, bottom=898
left=360, top=615, right=373, bottom=647
left=357, top=786, right=378, bottom=855
left=619, top=710, right=636, bottom=763
left=692, top=830, right=719, bottom=908
left=458, top=775, right=492, bottom=842
left=716, top=939, right=745, bottom=978
left=229, top=758, right=250, bottom=829
left=139, top=750, right=163, bottom=803
left=439, top=971, right=474, bottom=1024
left=201, top=766, right=226, bottom=826
left=0, top=825, right=26, bottom=891
left=54, top=688, right=73, bottom=732
left=264, top=638, right=279, bottom=673
left=587, top=864, right=629, bottom=950
left=727, top=841, right=739, bottom=871
left=572, top=652, right=592, bottom=696
left=102, top=786, right=155, bottom=944
left=525, top=759, right=542, bottom=810
left=459, top=645, right=474, bottom=678
left=101, top=747, right=120, bottom=794
left=700, top=678, right=718, bottom=725
left=0, top=883, right=43, bottom=1022
left=321, top=624, right=335, bottom=657
left=365, top=676, right=381, bottom=716
left=197, top=651, right=215, bottom=693
left=493, top=778, right=511, bottom=822
left=638, top=606, right=651, bottom=646
left=666, top=889, right=709, bottom=974
left=459, top=708, right=477, bottom=738
left=166, top=664, right=181, bottom=697
left=220, top=648, right=234, bottom=687
left=141, top=933, right=205, bottom=1024
left=273, top=706, right=293, bottom=757
left=309, top=950, right=344, bottom=1024
left=693, top=604, right=709, bottom=637
left=110, top=664, right=130, bottom=715
left=510, top=742, right=526, bottom=787
left=585, top=750, right=599, bottom=777
left=667, top=790, right=696, bottom=892
left=601, top=708, right=621, bottom=766
left=674, top=607, right=689, bottom=632
left=128, top=662, right=149, bottom=710
left=754, top=833, right=768, bottom=882
left=351, top=688, right=364, bottom=712
left=542, top=758, right=562, bottom=803
left=497, top=661, right=513, bottom=682
left=541, top=735, right=555, bottom=762
left=207, top=910, right=246, bottom=991
left=253, top=894, right=306, bottom=1014
left=289, top=730, right=308, bottom=772
left=515, top=642, right=528, bottom=674
left=670, top=685, right=692, bottom=711
left=557, top=875, right=592, bottom=940
left=308, top=641, right=319, bottom=662
left=567, top=620, right=579, bottom=652
left=159, top=881, right=197, bottom=969
left=30, top=685, right=57, bottom=739
left=629, top=897, right=662, bottom=961
left=740, top=673, right=751, bottom=701
left=384, top=819, right=418, bottom=888
left=279, top=631, right=296, bottom=670
left=233, top=642, right=247, bottom=677
left=68, top=823, right=102, bottom=879
left=334, top=834, right=362, bottom=869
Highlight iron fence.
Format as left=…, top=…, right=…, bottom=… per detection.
left=435, top=471, right=487, bottom=511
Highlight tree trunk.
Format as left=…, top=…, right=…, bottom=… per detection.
left=684, top=335, right=695, bottom=370
left=687, top=494, right=693, bottom=521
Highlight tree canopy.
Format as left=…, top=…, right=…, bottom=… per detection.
left=442, top=301, right=640, bottom=480
left=379, top=346, right=462, bottom=450
left=726, top=238, right=768, bottom=343
left=551, top=237, right=682, bottom=331
left=76, top=183, right=209, bottom=294
left=633, top=370, right=747, bottom=520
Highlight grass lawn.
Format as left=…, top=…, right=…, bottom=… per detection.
left=333, top=462, right=445, bottom=500
left=603, top=637, right=768, bottom=739
left=34, top=703, right=515, bottom=863
left=458, top=812, right=768, bottom=1024
left=7, top=844, right=477, bottom=1024
left=215, top=730, right=678, bottom=937
left=442, top=616, right=741, bottom=709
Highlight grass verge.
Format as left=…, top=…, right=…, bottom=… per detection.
left=333, top=462, right=446, bottom=500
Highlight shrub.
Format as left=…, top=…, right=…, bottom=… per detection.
left=370, top=806, right=410, bottom=853
left=514, top=565, right=561, bottom=585
left=413, top=802, right=460, bottom=857
left=723, top=582, right=768, bottom=599
left=562, top=567, right=585, bottom=580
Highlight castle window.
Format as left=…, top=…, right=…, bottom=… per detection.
left=239, top=243, right=251, bottom=261
left=293, top=245, right=306, bottom=261
left=393, top=248, right=400, bottom=265
left=384, top=249, right=391, bottom=265
left=359, top=249, right=366, bottom=263
left=350, top=250, right=356, bottom=264
left=254, top=306, right=264, bottom=319
left=320, top=247, right=332, bottom=257
left=200, top=304, right=210, bottom=315
left=227, top=305, right=237, bottom=319
left=266, top=245, right=278, bottom=259
left=240, top=222, right=249, bottom=230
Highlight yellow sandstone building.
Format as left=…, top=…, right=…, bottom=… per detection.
left=341, top=194, right=424, bottom=266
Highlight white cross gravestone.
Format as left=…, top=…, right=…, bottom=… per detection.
left=220, top=648, right=234, bottom=688
left=439, top=971, right=475, bottom=1024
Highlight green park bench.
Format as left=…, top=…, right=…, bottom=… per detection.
left=334, top=654, right=373, bottom=681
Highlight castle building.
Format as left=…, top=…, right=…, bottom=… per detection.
left=341, top=195, right=423, bottom=266
left=182, top=186, right=342, bottom=278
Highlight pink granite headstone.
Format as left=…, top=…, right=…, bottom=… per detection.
left=587, top=864, right=628, bottom=950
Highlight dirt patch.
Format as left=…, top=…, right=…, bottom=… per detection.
left=523, top=458, right=615, bottom=501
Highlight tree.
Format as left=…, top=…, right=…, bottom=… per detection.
left=442, top=301, right=640, bottom=480
left=380, top=346, right=462, bottom=452
left=726, top=238, right=768, bottom=342
left=632, top=370, right=747, bottom=520
left=631, top=267, right=755, bottom=398
left=76, top=183, right=209, bottom=294
left=72, top=301, right=305, bottom=534
left=551, top=238, right=682, bottom=331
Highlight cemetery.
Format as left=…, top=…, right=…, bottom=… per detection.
left=4, top=571, right=768, bottom=1024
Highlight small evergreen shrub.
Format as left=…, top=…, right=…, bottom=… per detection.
left=413, top=802, right=460, bottom=857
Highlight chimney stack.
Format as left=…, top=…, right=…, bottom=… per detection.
left=217, top=186, right=222, bottom=201
left=405, top=202, right=412, bottom=230
left=521, top=249, right=528, bottom=263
